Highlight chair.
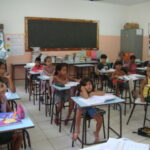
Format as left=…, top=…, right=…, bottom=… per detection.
left=126, top=87, right=150, bottom=126
left=71, top=107, right=106, bottom=147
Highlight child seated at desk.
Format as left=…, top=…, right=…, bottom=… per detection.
left=111, top=61, right=126, bottom=95
left=0, top=60, right=16, bottom=93
left=31, top=54, right=43, bottom=72
left=53, top=64, right=79, bottom=125
left=42, top=56, right=55, bottom=77
left=96, top=54, right=111, bottom=89
left=0, top=82, right=23, bottom=150
left=97, top=54, right=111, bottom=71
left=134, top=66, right=150, bottom=103
left=128, top=55, right=137, bottom=74
left=72, top=77, right=105, bottom=143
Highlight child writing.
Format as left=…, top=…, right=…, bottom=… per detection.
left=72, top=77, right=105, bottom=143
left=0, top=61, right=16, bottom=93
left=135, top=66, right=150, bottom=102
left=53, top=64, right=79, bottom=125
left=31, top=54, right=43, bottom=72
left=111, top=61, right=126, bottom=95
left=0, top=82, right=23, bottom=150
left=128, top=55, right=137, bottom=74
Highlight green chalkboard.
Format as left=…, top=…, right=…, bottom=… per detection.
left=25, top=17, right=99, bottom=50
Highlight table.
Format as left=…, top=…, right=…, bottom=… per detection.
left=74, top=64, right=95, bottom=78
left=51, top=82, right=79, bottom=132
left=71, top=96, right=124, bottom=148
left=0, top=117, right=34, bottom=133
left=5, top=92, right=20, bottom=101
left=98, top=68, right=115, bottom=74
left=11, top=62, right=29, bottom=84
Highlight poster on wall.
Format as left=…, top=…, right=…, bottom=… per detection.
left=148, top=24, right=150, bottom=56
left=5, top=34, right=24, bottom=56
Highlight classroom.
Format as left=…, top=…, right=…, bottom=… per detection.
left=0, top=0, right=150, bottom=150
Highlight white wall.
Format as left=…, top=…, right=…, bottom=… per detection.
left=127, top=1, right=150, bottom=36
left=0, top=0, right=128, bottom=36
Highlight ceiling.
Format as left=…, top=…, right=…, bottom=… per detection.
left=88, top=0, right=150, bottom=5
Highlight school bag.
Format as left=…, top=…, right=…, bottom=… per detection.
left=137, top=127, right=150, bottom=138
left=17, top=104, right=25, bottom=119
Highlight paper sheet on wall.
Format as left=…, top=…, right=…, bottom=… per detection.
left=5, top=34, right=24, bottom=56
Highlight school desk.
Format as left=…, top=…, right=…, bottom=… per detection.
left=28, top=70, right=42, bottom=103
left=98, top=68, right=115, bottom=74
left=5, top=91, right=20, bottom=110
left=51, top=82, right=79, bottom=132
left=71, top=96, right=124, bottom=148
left=74, top=64, right=95, bottom=78
left=37, top=75, right=52, bottom=115
left=0, top=116, right=34, bottom=148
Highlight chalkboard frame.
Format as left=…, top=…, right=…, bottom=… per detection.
left=25, top=17, right=99, bottom=51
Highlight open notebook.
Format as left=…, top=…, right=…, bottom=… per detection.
left=79, top=94, right=116, bottom=106
left=0, top=112, right=22, bottom=127
left=65, top=82, right=79, bottom=87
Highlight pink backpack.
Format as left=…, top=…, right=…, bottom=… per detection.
left=17, top=104, right=25, bottom=119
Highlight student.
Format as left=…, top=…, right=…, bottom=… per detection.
left=0, top=82, right=23, bottom=150
left=97, top=54, right=111, bottom=70
left=128, top=55, right=137, bottom=74
left=31, top=55, right=43, bottom=72
left=135, top=66, right=150, bottom=102
left=116, top=51, right=125, bottom=64
left=96, top=54, right=111, bottom=89
left=53, top=64, right=79, bottom=125
left=0, top=61, right=16, bottom=93
left=111, top=61, right=126, bottom=95
left=42, top=56, right=55, bottom=76
left=72, top=77, right=105, bottom=143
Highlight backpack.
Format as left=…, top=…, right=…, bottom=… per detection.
left=17, top=104, right=25, bottom=119
left=136, top=127, right=150, bottom=138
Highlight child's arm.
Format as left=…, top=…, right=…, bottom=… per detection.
left=139, top=78, right=147, bottom=101
left=6, top=102, right=12, bottom=112
left=89, top=91, right=105, bottom=97
left=68, top=76, right=80, bottom=82
left=80, top=86, right=89, bottom=99
left=4, top=73, right=16, bottom=93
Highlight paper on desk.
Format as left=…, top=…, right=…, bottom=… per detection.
left=65, top=82, right=79, bottom=87
left=79, top=94, right=116, bottom=106
left=107, top=138, right=149, bottom=150
left=80, top=143, right=108, bottom=150
left=5, top=92, right=20, bottom=100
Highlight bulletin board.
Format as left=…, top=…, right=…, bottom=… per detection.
left=5, top=34, right=24, bottom=56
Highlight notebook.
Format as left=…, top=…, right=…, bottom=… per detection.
left=0, top=112, right=22, bottom=127
left=79, top=94, right=116, bottom=106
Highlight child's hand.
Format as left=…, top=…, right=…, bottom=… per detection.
left=89, top=92, right=94, bottom=97
left=3, top=72, right=11, bottom=80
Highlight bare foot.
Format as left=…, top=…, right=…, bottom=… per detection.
left=72, top=132, right=79, bottom=141
left=93, top=132, right=100, bottom=143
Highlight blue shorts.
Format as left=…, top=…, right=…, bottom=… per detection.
left=84, top=108, right=97, bottom=118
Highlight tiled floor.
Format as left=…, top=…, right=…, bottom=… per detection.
left=16, top=81, right=149, bottom=150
